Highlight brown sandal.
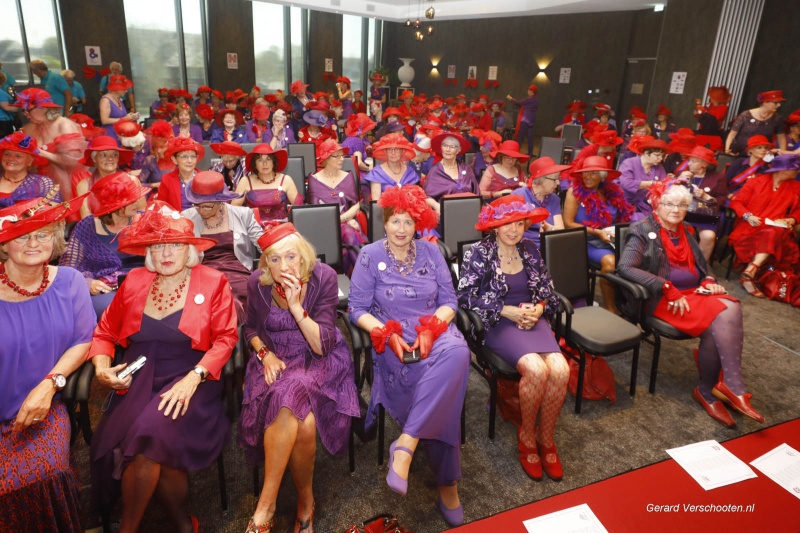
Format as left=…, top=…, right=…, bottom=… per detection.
left=739, top=263, right=765, bottom=297
left=245, top=516, right=274, bottom=533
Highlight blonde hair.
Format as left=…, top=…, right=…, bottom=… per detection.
left=257, top=233, right=317, bottom=286
left=144, top=244, right=200, bottom=271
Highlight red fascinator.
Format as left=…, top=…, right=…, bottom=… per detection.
left=377, top=185, right=438, bottom=232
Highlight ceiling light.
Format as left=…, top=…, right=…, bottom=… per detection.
left=653, top=3, right=664, bottom=11
left=425, top=6, right=435, bottom=19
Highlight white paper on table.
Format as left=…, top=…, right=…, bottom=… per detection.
left=765, top=218, right=789, bottom=228
left=750, top=443, right=800, bottom=500
left=522, top=503, right=609, bottom=533
left=666, top=440, right=757, bottom=490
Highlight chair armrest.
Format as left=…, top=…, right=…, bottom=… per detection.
left=340, top=312, right=363, bottom=352
left=75, top=361, right=95, bottom=403
left=462, top=308, right=485, bottom=341
left=437, top=240, right=454, bottom=263
left=598, top=272, right=648, bottom=299
left=554, top=291, right=573, bottom=340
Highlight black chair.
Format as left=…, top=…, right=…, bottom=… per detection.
left=288, top=143, right=317, bottom=180
left=367, top=200, right=384, bottom=243
left=283, top=156, right=306, bottom=200
left=561, top=124, right=582, bottom=149
left=440, top=195, right=483, bottom=259
left=342, top=155, right=359, bottom=179
left=538, top=136, right=565, bottom=162
left=614, top=223, right=632, bottom=265
left=62, top=361, right=96, bottom=446
left=541, top=227, right=644, bottom=413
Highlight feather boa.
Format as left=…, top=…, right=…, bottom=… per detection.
left=569, top=176, right=633, bottom=229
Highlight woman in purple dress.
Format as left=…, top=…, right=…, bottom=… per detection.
left=0, top=132, right=62, bottom=207
left=342, top=112, right=376, bottom=175
left=100, top=75, right=137, bottom=142
left=263, top=109, right=296, bottom=150
left=306, top=139, right=367, bottom=276
left=362, top=133, right=419, bottom=202
left=479, top=140, right=529, bottom=199
left=232, top=145, right=300, bottom=227
left=458, top=195, right=568, bottom=481
left=246, top=104, right=271, bottom=144
left=210, top=109, right=247, bottom=144
left=368, top=73, right=388, bottom=117
left=172, top=103, right=203, bottom=144
left=618, top=136, right=670, bottom=220
left=210, top=141, right=248, bottom=190
left=240, top=223, right=358, bottom=533
left=115, top=120, right=162, bottom=188
left=349, top=186, right=470, bottom=527
left=0, top=197, right=94, bottom=532
left=423, top=132, right=480, bottom=214
left=89, top=208, right=237, bottom=533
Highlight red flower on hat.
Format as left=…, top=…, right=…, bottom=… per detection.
left=378, top=185, right=439, bottom=233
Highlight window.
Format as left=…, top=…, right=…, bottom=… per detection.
left=253, top=2, right=286, bottom=92
left=342, top=15, right=381, bottom=93
left=0, top=0, right=65, bottom=86
left=290, top=6, right=306, bottom=83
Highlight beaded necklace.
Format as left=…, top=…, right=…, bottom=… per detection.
left=150, top=271, right=189, bottom=311
left=274, top=280, right=304, bottom=301
left=384, top=239, right=416, bottom=277
left=203, top=205, right=225, bottom=230
left=0, top=262, right=49, bottom=297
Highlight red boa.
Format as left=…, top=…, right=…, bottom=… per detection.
left=658, top=222, right=697, bottom=275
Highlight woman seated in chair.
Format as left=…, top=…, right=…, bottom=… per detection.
left=563, top=156, right=633, bottom=313
left=479, top=140, right=529, bottom=199
left=423, top=132, right=480, bottom=214
left=516, top=156, right=571, bottom=249
left=89, top=207, right=237, bottom=533
left=457, top=195, right=568, bottom=481
left=617, top=181, right=765, bottom=428
left=728, top=154, right=800, bottom=297
left=232, top=145, right=300, bottom=227
left=362, top=133, right=419, bottom=202
left=349, top=186, right=471, bottom=527
left=239, top=223, right=358, bottom=533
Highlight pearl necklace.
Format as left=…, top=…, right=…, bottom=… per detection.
left=0, top=262, right=49, bottom=297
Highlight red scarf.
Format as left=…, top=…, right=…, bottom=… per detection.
left=658, top=222, right=697, bottom=275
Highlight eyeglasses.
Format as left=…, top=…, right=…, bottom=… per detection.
left=192, top=203, right=218, bottom=211
left=95, top=151, right=119, bottom=159
left=176, top=154, right=198, bottom=161
left=13, top=231, right=55, bottom=244
left=151, top=243, right=188, bottom=251
left=441, top=144, right=459, bottom=150
left=661, top=202, right=690, bottom=211
left=330, top=153, right=346, bottom=159
left=544, top=177, right=560, bottom=183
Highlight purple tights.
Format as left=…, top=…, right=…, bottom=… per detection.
left=696, top=299, right=745, bottom=402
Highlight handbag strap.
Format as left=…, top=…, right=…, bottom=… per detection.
left=344, top=514, right=411, bottom=533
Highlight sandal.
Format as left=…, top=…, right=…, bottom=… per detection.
left=294, top=502, right=315, bottom=533
left=245, top=516, right=274, bottom=533
left=739, top=263, right=765, bottom=297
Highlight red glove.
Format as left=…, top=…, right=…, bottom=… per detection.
left=413, top=315, right=448, bottom=359
left=387, top=333, right=413, bottom=363
left=370, top=320, right=403, bottom=354
left=700, top=278, right=716, bottom=289
left=662, top=282, right=683, bottom=302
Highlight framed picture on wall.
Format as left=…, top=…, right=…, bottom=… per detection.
left=447, top=65, right=456, bottom=79
left=488, top=66, right=498, bottom=81
left=467, top=66, right=477, bottom=80
left=325, top=58, right=334, bottom=72
left=395, top=87, right=415, bottom=99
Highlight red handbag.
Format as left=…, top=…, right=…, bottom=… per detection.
left=758, top=268, right=797, bottom=304
left=344, top=514, right=414, bottom=533
left=561, top=339, right=617, bottom=404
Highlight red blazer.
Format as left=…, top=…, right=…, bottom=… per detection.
left=156, top=170, right=195, bottom=212
left=88, top=265, right=238, bottom=380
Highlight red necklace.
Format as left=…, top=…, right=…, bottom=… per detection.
left=150, top=272, right=188, bottom=311
left=0, top=262, right=50, bottom=297
left=274, top=280, right=303, bottom=300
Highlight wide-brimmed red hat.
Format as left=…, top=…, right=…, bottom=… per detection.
left=215, top=108, right=245, bottom=127
left=0, top=194, right=87, bottom=244
left=289, top=80, right=309, bottom=95
left=88, top=171, right=151, bottom=217
left=251, top=104, right=270, bottom=121
left=336, top=76, right=351, bottom=86
left=345, top=113, right=377, bottom=137
left=117, top=208, right=216, bottom=255
left=383, top=107, right=404, bottom=119
left=316, top=139, right=350, bottom=164
left=0, top=131, right=48, bottom=166
left=399, top=90, right=414, bottom=101
left=431, top=132, right=471, bottom=156
left=369, top=72, right=386, bottom=83
left=314, top=91, right=329, bottom=101
left=329, top=99, right=342, bottom=108
left=685, top=146, right=717, bottom=167
left=594, top=103, right=611, bottom=115
left=210, top=141, right=247, bottom=157
left=592, top=129, right=623, bottom=147
left=107, top=75, right=134, bottom=92
left=185, top=171, right=243, bottom=204
left=70, top=113, right=105, bottom=140
left=707, top=86, right=732, bottom=103
left=630, top=136, right=671, bottom=155
left=428, top=100, right=444, bottom=111
left=194, top=104, right=214, bottom=122
left=475, top=194, right=549, bottom=232
left=786, top=111, right=800, bottom=127
left=570, top=155, right=621, bottom=180
left=14, top=88, right=62, bottom=111
left=746, top=134, right=773, bottom=152
left=79, top=136, right=134, bottom=166
left=257, top=222, right=298, bottom=251
left=372, top=133, right=415, bottom=162
left=758, top=90, right=785, bottom=103
left=471, top=129, right=502, bottom=153
left=528, top=156, right=572, bottom=181
left=655, top=104, right=671, bottom=117
left=165, top=136, right=205, bottom=161
left=246, top=145, right=288, bottom=173
left=668, top=132, right=696, bottom=155
left=377, top=185, right=438, bottom=232
left=471, top=103, right=486, bottom=113
left=490, top=140, right=530, bottom=162
left=196, top=85, right=212, bottom=95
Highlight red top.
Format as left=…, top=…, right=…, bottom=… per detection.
left=156, top=169, right=194, bottom=212
left=730, top=174, right=800, bottom=235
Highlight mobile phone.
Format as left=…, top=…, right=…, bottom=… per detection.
left=518, top=303, right=535, bottom=330
left=402, top=348, right=421, bottom=364
left=117, top=355, right=146, bottom=379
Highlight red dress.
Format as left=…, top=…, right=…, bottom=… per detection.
left=729, top=174, right=800, bottom=271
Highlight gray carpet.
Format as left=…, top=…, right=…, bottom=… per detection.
left=74, top=262, right=800, bottom=532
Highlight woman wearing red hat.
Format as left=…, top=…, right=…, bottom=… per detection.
left=290, top=80, right=315, bottom=132
left=363, top=133, right=419, bottom=202
left=88, top=207, right=236, bottom=533
left=586, top=103, right=616, bottom=136
left=563, top=156, right=633, bottom=313
left=0, top=196, right=95, bottom=532
left=724, top=135, right=775, bottom=200
left=172, top=103, right=203, bottom=143
left=479, top=140, right=528, bottom=199
left=368, top=72, right=388, bottom=118
left=0, top=132, right=61, bottom=206
left=74, top=135, right=137, bottom=218
left=240, top=222, right=358, bottom=533
left=424, top=132, right=479, bottom=214
left=784, top=110, right=800, bottom=153
left=194, top=104, right=217, bottom=141
left=555, top=100, right=586, bottom=136
left=210, top=141, right=248, bottom=191
left=60, top=171, right=150, bottom=315
left=506, top=85, right=538, bottom=156
left=652, top=104, right=677, bottom=139
left=233, top=145, right=300, bottom=227
left=100, top=75, right=138, bottom=142
left=619, top=136, right=670, bottom=219
left=518, top=157, right=571, bottom=248
left=150, top=88, right=171, bottom=119
left=567, top=129, right=624, bottom=189
left=246, top=104, right=271, bottom=144
left=618, top=181, right=764, bottom=428
left=725, top=90, right=787, bottom=155
left=115, top=119, right=163, bottom=188
left=489, top=101, right=506, bottom=134
left=158, top=137, right=206, bottom=211
left=210, top=108, right=247, bottom=144
left=342, top=113, right=377, bottom=172
left=459, top=195, right=568, bottom=481
left=336, top=76, right=354, bottom=119
left=352, top=89, right=367, bottom=115
left=194, top=85, right=213, bottom=108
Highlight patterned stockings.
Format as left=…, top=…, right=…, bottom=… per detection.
left=517, top=352, right=569, bottom=450
left=697, top=299, right=745, bottom=402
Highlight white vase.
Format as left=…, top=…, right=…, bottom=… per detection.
left=398, top=58, right=415, bottom=88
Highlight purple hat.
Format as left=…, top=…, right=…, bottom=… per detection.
left=763, top=154, right=800, bottom=174
left=303, top=110, right=328, bottom=127
left=184, top=171, right=244, bottom=204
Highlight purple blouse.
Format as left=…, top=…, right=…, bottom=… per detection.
left=263, top=126, right=296, bottom=149
left=306, top=171, right=359, bottom=212
left=423, top=161, right=479, bottom=202
left=172, top=124, right=204, bottom=144
left=362, top=165, right=420, bottom=193
left=618, top=156, right=667, bottom=217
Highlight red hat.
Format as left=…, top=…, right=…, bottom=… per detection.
left=456, top=93, right=466, bottom=100
left=113, top=119, right=146, bottom=148
left=632, top=111, right=648, bottom=121
left=428, top=100, right=444, bottom=111
left=490, top=100, right=505, bottom=110
left=80, top=136, right=134, bottom=166
left=591, top=129, right=623, bottom=147
left=330, top=99, right=342, bottom=108
left=594, top=103, right=611, bottom=114
left=312, top=92, right=328, bottom=102
left=529, top=157, right=572, bottom=181
left=570, top=155, right=621, bottom=180
left=746, top=134, right=773, bottom=152
left=655, top=104, right=671, bottom=117
left=157, top=87, right=169, bottom=97
left=629, top=136, right=671, bottom=155
left=233, top=89, right=248, bottom=101
left=490, top=140, right=530, bottom=162
left=478, top=94, right=489, bottom=101
left=117, top=208, right=216, bottom=255
left=276, top=101, right=293, bottom=115
left=251, top=85, right=261, bottom=94
left=707, top=86, right=732, bottom=103
left=471, top=103, right=486, bottom=113
left=224, top=90, right=238, bottom=103
left=372, top=133, right=415, bottom=162
left=667, top=132, right=696, bottom=155
left=378, top=185, right=438, bottom=232
left=383, top=107, right=404, bottom=119
left=369, top=72, right=386, bottom=82
left=0, top=194, right=87, bottom=244
left=246, top=145, right=288, bottom=173
left=785, top=111, right=800, bottom=126
left=165, top=136, right=205, bottom=161
left=628, top=105, right=645, bottom=116
left=528, top=85, right=538, bottom=92
left=215, top=108, right=245, bottom=127
left=14, top=88, right=62, bottom=110
left=444, top=97, right=455, bottom=106
left=88, top=171, right=151, bottom=217
left=211, top=89, right=223, bottom=100
left=0, top=132, right=48, bottom=167
left=257, top=222, right=298, bottom=251
left=70, top=113, right=106, bottom=140
left=431, top=132, right=471, bottom=156
left=566, top=100, right=587, bottom=112
left=471, top=129, right=502, bottom=153
left=344, top=113, right=377, bottom=137
left=195, top=104, right=214, bottom=122
left=758, top=90, right=786, bottom=103
left=107, top=75, right=134, bottom=92
left=475, top=194, right=549, bottom=232
left=185, top=171, right=244, bottom=204
left=264, top=94, right=278, bottom=104
left=251, top=104, right=270, bottom=121
left=147, top=120, right=174, bottom=141
left=0, top=198, right=45, bottom=220
left=210, top=141, right=247, bottom=157
left=336, top=76, right=351, bottom=86
left=316, top=138, right=350, bottom=164
left=451, top=103, right=470, bottom=115
left=353, top=89, right=363, bottom=96
left=196, top=85, right=212, bottom=95
left=399, top=90, right=414, bottom=101
left=685, top=146, right=717, bottom=167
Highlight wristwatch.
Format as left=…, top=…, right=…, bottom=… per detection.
left=45, top=373, right=67, bottom=391
left=193, top=366, right=207, bottom=383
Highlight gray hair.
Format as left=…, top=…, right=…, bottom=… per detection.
left=660, top=184, right=693, bottom=207
left=144, top=244, right=201, bottom=271
left=45, top=108, right=61, bottom=121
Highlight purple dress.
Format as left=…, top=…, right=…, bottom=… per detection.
left=90, top=310, right=229, bottom=510
left=618, top=156, right=667, bottom=219
left=0, top=267, right=95, bottom=531
left=239, top=265, right=359, bottom=465
left=172, top=123, right=204, bottom=143
left=202, top=232, right=251, bottom=322
left=245, top=175, right=290, bottom=225
left=361, top=165, right=420, bottom=202
left=349, top=240, right=471, bottom=486
left=102, top=95, right=127, bottom=141
left=263, top=127, right=296, bottom=149
left=423, top=161, right=479, bottom=202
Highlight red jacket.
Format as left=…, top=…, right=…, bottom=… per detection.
left=156, top=169, right=196, bottom=212
left=88, top=265, right=238, bottom=380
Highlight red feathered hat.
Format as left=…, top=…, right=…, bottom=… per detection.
left=377, top=185, right=439, bottom=232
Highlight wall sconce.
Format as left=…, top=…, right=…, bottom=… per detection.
left=414, top=18, right=421, bottom=28
left=427, top=25, right=435, bottom=36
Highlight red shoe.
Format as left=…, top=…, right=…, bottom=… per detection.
left=517, top=428, right=542, bottom=480
left=739, top=264, right=765, bottom=298
left=693, top=387, right=736, bottom=428
left=536, top=440, right=563, bottom=481
left=712, top=381, right=765, bottom=423
left=190, top=515, right=199, bottom=533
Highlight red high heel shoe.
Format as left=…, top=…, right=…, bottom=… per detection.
left=190, top=515, right=199, bottom=533
left=536, top=440, right=563, bottom=481
left=739, top=263, right=765, bottom=297
left=517, top=428, right=542, bottom=480
left=693, top=387, right=736, bottom=428
left=712, top=381, right=765, bottom=423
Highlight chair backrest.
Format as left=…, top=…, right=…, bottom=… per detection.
left=715, top=153, right=735, bottom=173
left=441, top=195, right=483, bottom=255
left=240, top=143, right=259, bottom=153
left=464, top=152, right=476, bottom=167
left=368, top=200, right=384, bottom=243
left=288, top=204, right=343, bottom=271
left=342, top=156, right=359, bottom=181
left=287, top=143, right=317, bottom=179
left=538, top=136, right=565, bottom=161
left=561, top=124, right=582, bottom=148
left=197, top=145, right=216, bottom=171
left=541, top=227, right=590, bottom=301
left=614, top=223, right=631, bottom=264
left=283, top=156, right=306, bottom=198
left=453, top=238, right=481, bottom=282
